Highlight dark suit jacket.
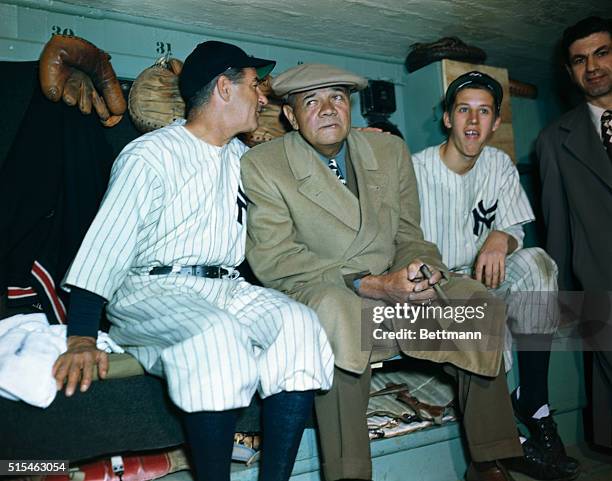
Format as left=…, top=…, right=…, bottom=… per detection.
left=538, top=102, right=612, bottom=449
left=537, top=102, right=612, bottom=291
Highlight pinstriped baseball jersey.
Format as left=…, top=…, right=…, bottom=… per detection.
left=413, top=144, right=535, bottom=274
left=63, top=120, right=334, bottom=412
left=413, top=144, right=559, bottom=370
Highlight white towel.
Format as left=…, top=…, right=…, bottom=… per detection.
left=0, top=313, right=124, bottom=408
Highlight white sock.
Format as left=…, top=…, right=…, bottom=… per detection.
left=516, top=386, right=521, bottom=399
left=532, top=404, right=550, bottom=419
left=519, top=436, right=527, bottom=444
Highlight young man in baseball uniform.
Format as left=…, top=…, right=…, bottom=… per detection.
left=52, top=41, right=334, bottom=481
left=412, top=71, right=579, bottom=480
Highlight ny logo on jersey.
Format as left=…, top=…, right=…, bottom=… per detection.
left=472, top=200, right=498, bottom=236
left=236, top=186, right=251, bottom=225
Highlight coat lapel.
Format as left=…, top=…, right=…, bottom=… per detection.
left=562, top=103, right=612, bottom=191
left=285, top=132, right=361, bottom=231
left=344, top=130, right=388, bottom=259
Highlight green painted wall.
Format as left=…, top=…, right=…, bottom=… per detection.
left=512, top=86, right=565, bottom=247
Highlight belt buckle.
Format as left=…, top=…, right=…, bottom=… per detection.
left=222, top=268, right=239, bottom=280
left=174, top=265, right=238, bottom=278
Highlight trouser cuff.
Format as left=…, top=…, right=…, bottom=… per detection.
left=321, top=457, right=372, bottom=481
left=469, top=438, right=523, bottom=462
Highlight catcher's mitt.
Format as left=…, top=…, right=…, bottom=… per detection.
left=405, top=37, right=487, bottom=73
left=39, top=34, right=126, bottom=125
left=239, top=75, right=290, bottom=147
left=128, top=56, right=185, bottom=133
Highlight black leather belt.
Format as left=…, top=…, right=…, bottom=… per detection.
left=149, top=265, right=231, bottom=278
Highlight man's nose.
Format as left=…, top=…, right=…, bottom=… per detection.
left=257, top=86, right=269, bottom=106
left=319, top=98, right=336, bottom=115
left=468, top=110, right=478, bottom=124
left=586, top=54, right=598, bottom=72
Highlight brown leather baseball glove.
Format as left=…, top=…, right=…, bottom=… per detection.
left=39, top=34, right=126, bottom=126
left=128, top=56, right=185, bottom=133
left=405, top=37, right=487, bottom=73
left=239, top=75, right=290, bottom=147
left=61, top=68, right=123, bottom=127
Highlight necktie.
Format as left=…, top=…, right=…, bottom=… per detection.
left=602, top=110, right=612, bottom=159
left=328, top=158, right=346, bottom=185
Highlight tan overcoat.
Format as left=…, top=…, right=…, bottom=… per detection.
left=242, top=130, right=504, bottom=377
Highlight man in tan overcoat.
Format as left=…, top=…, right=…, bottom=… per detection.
left=242, top=63, right=524, bottom=481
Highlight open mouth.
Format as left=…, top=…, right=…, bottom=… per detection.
left=464, top=129, right=480, bottom=138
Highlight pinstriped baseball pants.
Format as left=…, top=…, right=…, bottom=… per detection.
left=492, top=247, right=560, bottom=336
left=107, top=276, right=334, bottom=412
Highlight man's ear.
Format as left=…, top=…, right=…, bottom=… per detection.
left=492, top=114, right=502, bottom=133
left=216, top=75, right=232, bottom=102
left=282, top=104, right=300, bottom=131
left=443, top=111, right=452, bottom=130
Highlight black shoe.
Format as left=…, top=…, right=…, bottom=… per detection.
left=504, top=438, right=579, bottom=481
left=510, top=390, right=580, bottom=480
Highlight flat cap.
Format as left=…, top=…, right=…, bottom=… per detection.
left=271, top=63, right=368, bottom=98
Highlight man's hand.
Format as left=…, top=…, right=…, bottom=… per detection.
left=52, top=335, right=108, bottom=396
left=406, top=260, right=443, bottom=302
left=473, top=230, right=515, bottom=289
left=359, top=259, right=442, bottom=304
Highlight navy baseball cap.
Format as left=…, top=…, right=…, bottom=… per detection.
left=179, top=40, right=276, bottom=101
left=445, top=71, right=503, bottom=115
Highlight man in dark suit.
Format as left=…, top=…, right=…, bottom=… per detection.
left=537, top=15, right=612, bottom=450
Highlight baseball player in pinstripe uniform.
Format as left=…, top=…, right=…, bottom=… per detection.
left=52, top=41, right=334, bottom=481
left=412, top=71, right=579, bottom=480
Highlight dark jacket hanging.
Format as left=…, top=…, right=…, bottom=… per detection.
left=0, top=60, right=114, bottom=323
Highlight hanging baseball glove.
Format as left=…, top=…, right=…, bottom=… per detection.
left=61, top=68, right=123, bottom=127
left=405, top=37, right=487, bottom=73
left=128, top=56, right=185, bottom=133
left=239, top=75, right=289, bottom=147
left=39, top=34, right=126, bottom=125
left=509, top=78, right=538, bottom=99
